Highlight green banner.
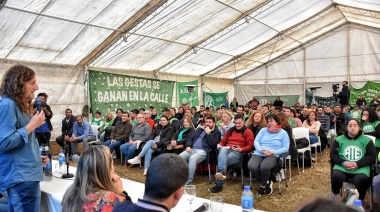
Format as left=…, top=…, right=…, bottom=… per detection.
left=204, top=92, right=228, bottom=108
left=305, top=90, right=337, bottom=106
left=256, top=95, right=299, bottom=107
left=350, top=81, right=380, bottom=107
left=88, top=70, right=174, bottom=115
left=177, top=80, right=199, bottom=107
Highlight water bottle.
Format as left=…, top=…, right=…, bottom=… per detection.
left=242, top=185, right=254, bottom=212
left=352, top=200, right=365, bottom=212
left=41, top=144, right=52, bottom=181
left=58, top=150, right=66, bottom=174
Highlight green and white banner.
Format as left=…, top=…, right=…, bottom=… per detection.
left=305, top=90, right=337, bottom=106
left=256, top=95, right=299, bottom=107
left=177, top=80, right=199, bottom=106
left=203, top=92, right=228, bottom=108
left=350, top=81, right=380, bottom=106
left=88, top=70, right=174, bottom=115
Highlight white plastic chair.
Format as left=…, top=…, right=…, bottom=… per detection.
left=89, top=125, right=100, bottom=147
left=293, top=127, right=312, bottom=173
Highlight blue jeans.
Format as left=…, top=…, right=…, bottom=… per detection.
left=103, top=140, right=122, bottom=153
left=179, top=149, right=207, bottom=183
left=120, top=142, right=137, bottom=160
left=138, top=140, right=161, bottom=170
left=7, top=181, right=40, bottom=212
left=306, top=134, right=318, bottom=160
left=216, top=148, right=242, bottom=187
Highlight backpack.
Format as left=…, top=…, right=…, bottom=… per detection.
left=296, top=137, right=309, bottom=149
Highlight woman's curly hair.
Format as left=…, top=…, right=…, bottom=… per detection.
left=0, top=65, right=36, bottom=112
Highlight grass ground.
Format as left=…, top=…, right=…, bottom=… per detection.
left=51, top=143, right=378, bottom=212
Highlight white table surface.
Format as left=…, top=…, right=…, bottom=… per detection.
left=40, top=166, right=264, bottom=212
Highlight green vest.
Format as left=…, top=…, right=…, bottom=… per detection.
left=333, top=135, right=371, bottom=177
left=363, top=121, right=380, bottom=147
left=350, top=110, right=362, bottom=121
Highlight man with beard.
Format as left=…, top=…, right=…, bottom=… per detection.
left=179, top=116, right=221, bottom=185
left=56, top=109, right=76, bottom=155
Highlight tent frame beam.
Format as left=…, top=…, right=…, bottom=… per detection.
left=79, top=0, right=169, bottom=66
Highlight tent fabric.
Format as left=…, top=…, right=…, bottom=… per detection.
left=1, top=1, right=380, bottom=137
left=1, top=0, right=379, bottom=79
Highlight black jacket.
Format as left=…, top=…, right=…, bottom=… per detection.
left=185, top=127, right=221, bottom=154
left=338, top=85, right=350, bottom=105
left=148, top=124, right=174, bottom=148
left=171, top=128, right=195, bottom=145
left=61, top=116, right=76, bottom=136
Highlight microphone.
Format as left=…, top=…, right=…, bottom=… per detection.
left=35, top=96, right=41, bottom=112
left=194, top=202, right=209, bottom=212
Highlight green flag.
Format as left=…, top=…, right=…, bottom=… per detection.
left=350, top=81, right=380, bottom=107
left=204, top=92, right=228, bottom=108
left=256, top=95, right=299, bottom=107
left=305, top=90, right=337, bottom=106
left=88, top=70, right=174, bottom=115
left=177, top=80, right=199, bottom=106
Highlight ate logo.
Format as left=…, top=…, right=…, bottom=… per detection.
left=363, top=125, right=374, bottom=133
left=343, top=145, right=363, bottom=161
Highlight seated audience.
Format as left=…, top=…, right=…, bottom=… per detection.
left=62, top=146, right=130, bottom=212
left=330, top=119, right=376, bottom=208
left=91, top=111, right=104, bottom=128
left=230, top=97, right=238, bottom=112
left=163, top=116, right=195, bottom=155
left=246, top=110, right=267, bottom=137
left=218, top=111, right=235, bottom=139
left=163, top=108, right=180, bottom=132
left=317, top=106, right=330, bottom=136
left=143, top=110, right=154, bottom=130
left=299, top=107, right=309, bottom=123
left=69, top=115, right=97, bottom=157
left=370, top=95, right=380, bottom=108
left=99, top=111, right=114, bottom=142
left=361, top=108, right=380, bottom=152
left=209, top=114, right=254, bottom=193
left=113, top=154, right=188, bottom=212
left=248, top=114, right=289, bottom=196
left=278, top=112, right=297, bottom=161
left=128, top=116, right=174, bottom=175
left=289, top=108, right=303, bottom=127
left=120, top=113, right=152, bottom=162
left=356, top=94, right=367, bottom=107
left=103, top=112, right=132, bottom=154
left=56, top=109, right=76, bottom=155
left=334, top=105, right=346, bottom=136
left=179, top=116, right=221, bottom=184
left=302, top=111, right=321, bottom=161
left=175, top=106, right=184, bottom=120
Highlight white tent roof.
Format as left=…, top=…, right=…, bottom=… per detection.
left=1, top=0, right=379, bottom=79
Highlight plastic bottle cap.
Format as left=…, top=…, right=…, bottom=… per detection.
left=353, top=200, right=362, bottom=206
left=59, top=150, right=63, bottom=153
left=244, top=186, right=250, bottom=191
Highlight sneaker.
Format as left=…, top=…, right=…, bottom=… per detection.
left=143, top=169, right=147, bottom=176
left=208, top=185, right=223, bottom=193
left=215, top=172, right=226, bottom=181
left=258, top=186, right=265, bottom=196
left=342, top=189, right=358, bottom=206
left=127, top=157, right=141, bottom=165
left=72, top=154, right=80, bottom=163
left=266, top=180, right=273, bottom=196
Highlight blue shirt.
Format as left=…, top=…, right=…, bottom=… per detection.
left=193, top=131, right=206, bottom=150
left=253, top=128, right=290, bottom=157
left=0, top=97, right=44, bottom=192
left=72, top=120, right=96, bottom=140
left=35, top=121, right=49, bottom=133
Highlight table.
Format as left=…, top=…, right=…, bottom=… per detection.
left=40, top=166, right=264, bottom=212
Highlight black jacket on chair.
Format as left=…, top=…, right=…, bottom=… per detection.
left=148, top=124, right=174, bottom=148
